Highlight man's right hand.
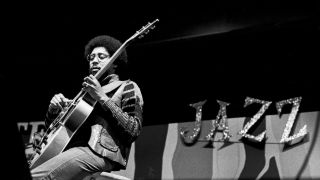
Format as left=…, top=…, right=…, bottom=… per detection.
left=48, top=93, right=71, bottom=114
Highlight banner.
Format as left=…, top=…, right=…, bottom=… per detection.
left=18, top=111, right=320, bottom=179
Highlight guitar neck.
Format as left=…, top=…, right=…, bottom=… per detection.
left=74, top=40, right=130, bottom=103
left=73, top=19, right=159, bottom=102
left=94, top=40, right=130, bottom=80
left=94, top=19, right=159, bottom=80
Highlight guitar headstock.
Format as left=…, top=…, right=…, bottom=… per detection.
left=94, top=19, right=159, bottom=80
left=128, top=19, right=159, bottom=42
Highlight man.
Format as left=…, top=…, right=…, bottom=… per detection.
left=31, top=35, right=144, bottom=180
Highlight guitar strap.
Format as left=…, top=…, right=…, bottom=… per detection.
left=84, top=80, right=126, bottom=106
left=110, top=80, right=129, bottom=105
left=102, top=80, right=126, bottom=94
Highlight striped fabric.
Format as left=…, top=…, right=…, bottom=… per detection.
left=103, top=81, right=144, bottom=142
left=44, top=74, right=144, bottom=144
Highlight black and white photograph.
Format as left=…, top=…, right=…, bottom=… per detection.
left=1, top=1, right=319, bottom=179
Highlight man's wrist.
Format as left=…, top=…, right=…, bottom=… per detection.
left=98, top=96, right=110, bottom=105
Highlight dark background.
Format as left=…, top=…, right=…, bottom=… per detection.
left=1, top=1, right=319, bottom=127
left=0, top=1, right=319, bottom=179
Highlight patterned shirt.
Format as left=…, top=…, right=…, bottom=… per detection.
left=45, top=74, right=144, bottom=143
left=99, top=74, right=144, bottom=141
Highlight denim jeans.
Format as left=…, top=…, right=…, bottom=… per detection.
left=31, top=146, right=114, bottom=180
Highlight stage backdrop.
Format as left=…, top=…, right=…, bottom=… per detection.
left=19, top=111, right=320, bottom=179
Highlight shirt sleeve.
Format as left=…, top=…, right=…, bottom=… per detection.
left=100, top=81, right=144, bottom=142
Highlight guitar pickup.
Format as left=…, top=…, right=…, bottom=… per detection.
left=35, top=148, right=41, bottom=155
left=59, top=121, right=64, bottom=127
left=42, top=136, right=48, bottom=145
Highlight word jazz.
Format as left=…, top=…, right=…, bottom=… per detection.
left=180, top=96, right=307, bottom=144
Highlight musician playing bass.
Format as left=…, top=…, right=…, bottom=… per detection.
left=31, top=35, right=144, bottom=180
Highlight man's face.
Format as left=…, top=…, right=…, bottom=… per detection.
left=88, top=47, right=115, bottom=75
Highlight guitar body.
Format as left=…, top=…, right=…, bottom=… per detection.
left=29, top=98, right=94, bottom=169
left=28, top=18, right=159, bottom=170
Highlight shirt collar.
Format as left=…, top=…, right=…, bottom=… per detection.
left=101, top=74, right=119, bottom=85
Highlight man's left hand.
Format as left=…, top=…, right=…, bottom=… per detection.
left=83, top=75, right=107, bottom=101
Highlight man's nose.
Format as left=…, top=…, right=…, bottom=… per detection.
left=92, top=56, right=100, bottom=63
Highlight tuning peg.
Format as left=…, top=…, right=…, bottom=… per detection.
left=152, top=19, right=159, bottom=24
